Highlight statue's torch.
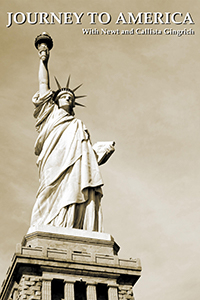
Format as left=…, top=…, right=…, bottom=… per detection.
left=34, top=32, right=53, bottom=62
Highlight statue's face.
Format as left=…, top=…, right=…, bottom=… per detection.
left=58, top=92, right=75, bottom=113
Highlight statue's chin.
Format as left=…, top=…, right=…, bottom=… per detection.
left=60, top=105, right=73, bottom=115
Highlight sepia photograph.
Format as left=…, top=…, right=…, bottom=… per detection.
left=0, top=1, right=199, bottom=300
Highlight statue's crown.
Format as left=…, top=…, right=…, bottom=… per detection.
left=53, top=76, right=86, bottom=107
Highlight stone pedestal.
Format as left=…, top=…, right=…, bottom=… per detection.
left=0, top=225, right=141, bottom=300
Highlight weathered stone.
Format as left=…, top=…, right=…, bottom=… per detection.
left=118, top=285, right=135, bottom=300
left=32, top=286, right=41, bottom=291
left=24, top=276, right=30, bottom=281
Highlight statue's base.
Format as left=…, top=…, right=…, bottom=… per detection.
left=25, top=225, right=120, bottom=256
left=0, top=225, right=141, bottom=300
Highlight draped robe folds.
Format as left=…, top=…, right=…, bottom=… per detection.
left=30, top=90, right=104, bottom=232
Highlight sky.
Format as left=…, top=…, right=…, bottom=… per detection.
left=0, top=1, right=200, bottom=300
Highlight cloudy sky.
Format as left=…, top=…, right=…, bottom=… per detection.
left=0, top=1, right=200, bottom=299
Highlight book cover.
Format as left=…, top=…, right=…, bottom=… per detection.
left=0, top=1, right=199, bottom=300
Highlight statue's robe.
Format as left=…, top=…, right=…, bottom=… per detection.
left=30, top=90, right=104, bottom=231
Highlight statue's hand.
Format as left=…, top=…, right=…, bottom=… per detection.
left=38, top=43, right=49, bottom=62
left=107, top=142, right=115, bottom=153
left=93, top=141, right=115, bottom=166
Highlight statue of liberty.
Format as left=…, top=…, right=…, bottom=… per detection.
left=30, top=33, right=115, bottom=232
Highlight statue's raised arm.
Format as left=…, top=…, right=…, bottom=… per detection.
left=35, top=32, right=52, bottom=97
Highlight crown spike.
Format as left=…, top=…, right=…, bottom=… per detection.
left=75, top=102, right=86, bottom=107
left=72, top=83, right=83, bottom=92
left=75, top=95, right=87, bottom=99
left=54, top=76, right=61, bottom=89
left=66, top=75, right=71, bottom=89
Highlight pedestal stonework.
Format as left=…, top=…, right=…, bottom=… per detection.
left=0, top=226, right=141, bottom=300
